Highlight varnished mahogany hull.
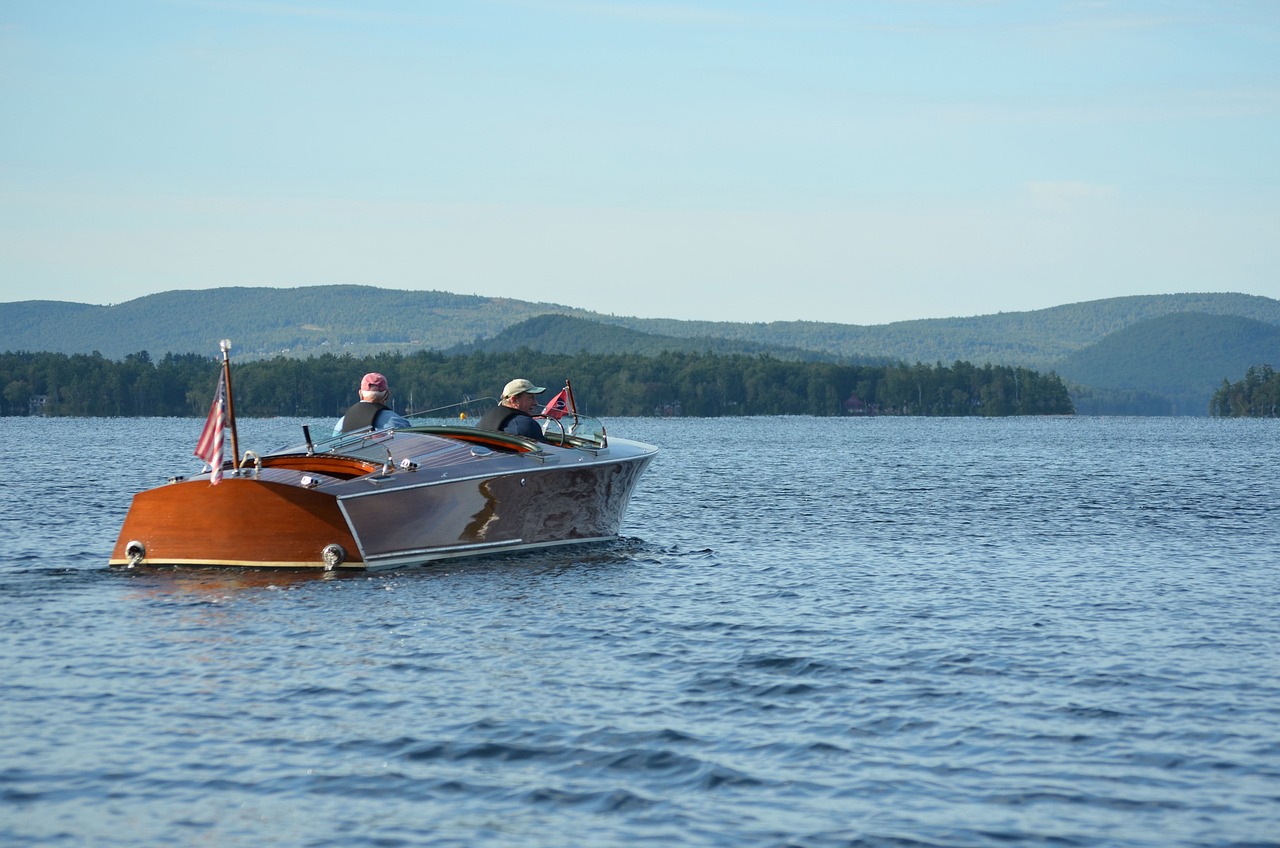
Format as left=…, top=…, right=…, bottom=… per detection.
left=109, top=477, right=364, bottom=569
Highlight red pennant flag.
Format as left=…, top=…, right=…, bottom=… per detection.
left=193, top=371, right=227, bottom=485
left=542, top=387, right=571, bottom=420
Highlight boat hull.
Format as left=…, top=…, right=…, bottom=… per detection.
left=109, top=430, right=657, bottom=571
left=340, top=449, right=653, bottom=569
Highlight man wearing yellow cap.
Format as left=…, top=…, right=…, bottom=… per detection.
left=477, top=378, right=548, bottom=441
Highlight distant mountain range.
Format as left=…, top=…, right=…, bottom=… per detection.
left=4, top=286, right=1278, bottom=415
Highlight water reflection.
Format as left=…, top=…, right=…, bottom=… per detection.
left=116, top=564, right=350, bottom=598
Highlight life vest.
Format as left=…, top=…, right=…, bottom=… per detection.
left=339, top=401, right=389, bottom=433
left=476, top=406, right=522, bottom=433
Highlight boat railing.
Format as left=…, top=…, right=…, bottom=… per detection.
left=285, top=401, right=607, bottom=459
left=302, top=426, right=401, bottom=462
left=537, top=414, right=608, bottom=450
left=405, top=397, right=499, bottom=426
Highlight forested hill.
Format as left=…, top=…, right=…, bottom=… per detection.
left=603, top=292, right=1280, bottom=370
left=445, top=314, right=862, bottom=361
left=2, top=287, right=598, bottom=362
left=4, top=287, right=1277, bottom=367
left=1057, top=313, right=1280, bottom=415
left=3, top=287, right=1278, bottom=414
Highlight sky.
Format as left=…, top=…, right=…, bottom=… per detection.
left=1, top=1, right=1278, bottom=326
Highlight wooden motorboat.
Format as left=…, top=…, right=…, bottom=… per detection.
left=109, top=344, right=657, bottom=571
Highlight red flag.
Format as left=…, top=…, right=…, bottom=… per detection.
left=542, top=387, right=571, bottom=420
left=194, top=371, right=226, bottom=485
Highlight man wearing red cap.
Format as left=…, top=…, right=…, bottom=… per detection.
left=334, top=372, right=412, bottom=434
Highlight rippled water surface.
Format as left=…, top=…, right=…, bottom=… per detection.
left=2, top=416, right=1278, bottom=847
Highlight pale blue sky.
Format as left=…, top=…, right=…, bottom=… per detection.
left=2, top=1, right=1277, bottom=324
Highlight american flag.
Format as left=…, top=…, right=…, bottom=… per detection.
left=193, top=370, right=226, bottom=485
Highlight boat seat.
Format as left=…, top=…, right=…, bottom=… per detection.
left=404, top=426, right=539, bottom=453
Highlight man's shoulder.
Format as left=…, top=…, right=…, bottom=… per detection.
left=507, top=411, right=543, bottom=438
left=375, top=408, right=411, bottom=427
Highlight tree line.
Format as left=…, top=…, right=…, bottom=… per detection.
left=1, top=349, right=1075, bottom=418
left=1210, top=364, right=1280, bottom=417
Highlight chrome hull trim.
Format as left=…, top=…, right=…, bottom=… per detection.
left=360, top=535, right=619, bottom=571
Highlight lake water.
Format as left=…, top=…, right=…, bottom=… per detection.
left=1, top=416, right=1278, bottom=847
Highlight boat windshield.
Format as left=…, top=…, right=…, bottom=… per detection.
left=281, top=397, right=501, bottom=459
left=405, top=397, right=609, bottom=449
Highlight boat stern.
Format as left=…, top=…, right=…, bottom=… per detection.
left=109, top=475, right=365, bottom=570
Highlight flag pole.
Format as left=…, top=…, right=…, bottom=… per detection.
left=220, top=339, right=241, bottom=470
left=565, top=378, right=579, bottom=417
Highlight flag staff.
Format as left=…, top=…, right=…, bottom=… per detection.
left=220, top=339, right=241, bottom=470
left=565, top=378, right=579, bottom=417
